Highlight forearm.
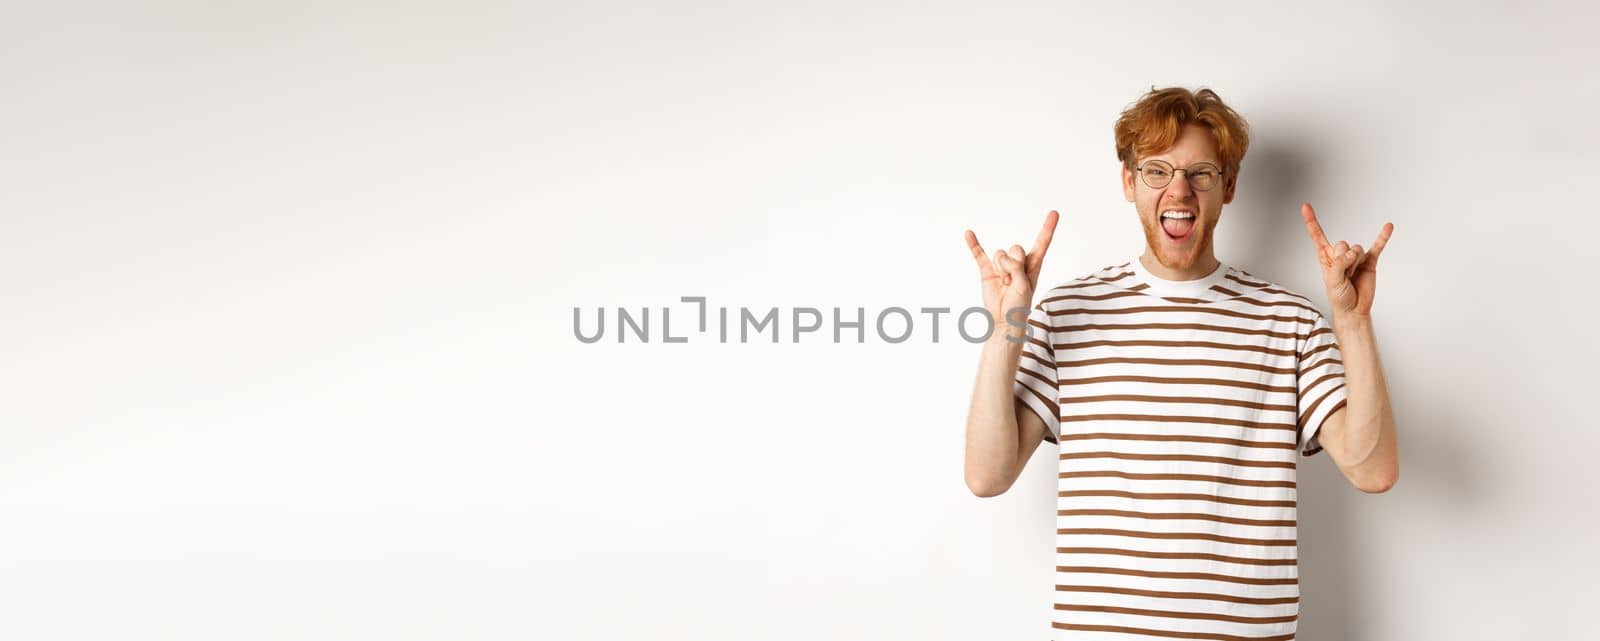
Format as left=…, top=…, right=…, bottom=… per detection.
left=963, top=325, right=1027, bottom=494
left=1330, top=311, right=1399, bottom=482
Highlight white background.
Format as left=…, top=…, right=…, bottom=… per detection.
left=3, top=2, right=1596, bottom=639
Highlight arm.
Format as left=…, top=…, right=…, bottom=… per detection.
left=963, top=323, right=1051, bottom=497
left=960, top=212, right=1059, bottom=497
left=1322, top=313, right=1400, bottom=493
left=1300, top=202, right=1400, bottom=494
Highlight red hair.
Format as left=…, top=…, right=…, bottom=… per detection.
left=1114, top=86, right=1251, bottom=177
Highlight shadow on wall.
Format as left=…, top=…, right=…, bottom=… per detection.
left=1294, top=336, right=1488, bottom=641
left=1230, top=137, right=1489, bottom=639
left=1228, top=137, right=1316, bottom=273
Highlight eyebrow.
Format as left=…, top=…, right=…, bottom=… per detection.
left=1149, top=157, right=1221, bottom=166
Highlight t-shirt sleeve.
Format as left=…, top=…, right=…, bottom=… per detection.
left=1012, top=302, right=1061, bottom=445
left=1296, top=310, right=1349, bottom=457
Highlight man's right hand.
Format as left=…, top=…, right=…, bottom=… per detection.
left=962, top=210, right=1060, bottom=496
left=964, top=210, right=1059, bottom=337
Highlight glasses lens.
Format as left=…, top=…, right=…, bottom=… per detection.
left=1189, top=164, right=1220, bottom=191
left=1141, top=160, right=1172, bottom=188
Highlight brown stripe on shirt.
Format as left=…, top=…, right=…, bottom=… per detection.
left=1059, top=470, right=1296, bottom=489
left=1055, top=584, right=1299, bottom=605
left=1060, top=451, right=1297, bottom=470
left=1058, top=489, right=1296, bottom=508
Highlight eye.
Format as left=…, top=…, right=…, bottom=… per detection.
left=1146, top=167, right=1170, bottom=177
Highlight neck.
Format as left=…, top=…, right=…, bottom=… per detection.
left=1139, top=250, right=1220, bottom=281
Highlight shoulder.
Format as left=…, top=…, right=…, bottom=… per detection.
left=1219, top=266, right=1326, bottom=318
left=1220, top=268, right=1344, bottom=352
left=1034, top=261, right=1136, bottom=310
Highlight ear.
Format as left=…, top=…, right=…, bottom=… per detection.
left=1221, top=170, right=1237, bottom=205
left=1121, top=165, right=1136, bottom=202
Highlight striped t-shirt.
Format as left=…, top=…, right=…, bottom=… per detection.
left=1012, top=257, right=1347, bottom=641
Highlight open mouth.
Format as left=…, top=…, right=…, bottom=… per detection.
left=1160, top=210, right=1195, bottom=241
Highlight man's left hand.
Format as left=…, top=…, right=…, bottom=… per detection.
left=1301, top=202, right=1393, bottom=317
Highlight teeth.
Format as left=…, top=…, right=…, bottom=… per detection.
left=1161, top=210, right=1195, bottom=219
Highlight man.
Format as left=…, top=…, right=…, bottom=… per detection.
left=961, top=86, right=1399, bottom=639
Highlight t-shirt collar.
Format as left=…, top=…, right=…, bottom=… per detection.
left=1129, top=254, right=1229, bottom=299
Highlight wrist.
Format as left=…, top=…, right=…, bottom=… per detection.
left=1331, top=310, right=1373, bottom=332
left=986, top=323, right=1031, bottom=348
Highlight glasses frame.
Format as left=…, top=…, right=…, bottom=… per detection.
left=1133, top=159, right=1226, bottom=191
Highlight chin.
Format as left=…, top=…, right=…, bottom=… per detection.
left=1158, top=249, right=1197, bottom=269
left=1141, top=225, right=1203, bottom=269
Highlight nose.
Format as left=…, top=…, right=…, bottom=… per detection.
left=1166, top=169, right=1194, bottom=198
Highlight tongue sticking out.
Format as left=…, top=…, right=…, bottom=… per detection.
left=1162, top=217, right=1195, bottom=238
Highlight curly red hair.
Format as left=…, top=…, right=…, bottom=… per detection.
left=1114, top=86, right=1251, bottom=177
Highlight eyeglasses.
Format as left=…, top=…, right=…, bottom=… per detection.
left=1133, top=159, right=1225, bottom=191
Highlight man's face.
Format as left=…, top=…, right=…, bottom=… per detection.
left=1121, top=123, right=1237, bottom=271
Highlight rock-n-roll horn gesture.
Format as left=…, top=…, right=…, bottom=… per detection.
left=1302, top=202, right=1393, bottom=317
left=965, top=210, right=1059, bottom=325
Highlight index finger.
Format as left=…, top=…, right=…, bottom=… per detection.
left=1027, top=210, right=1059, bottom=272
